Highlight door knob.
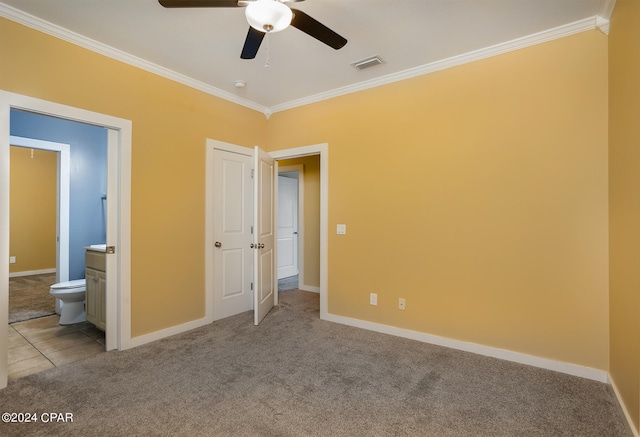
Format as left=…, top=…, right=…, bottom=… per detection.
left=258, top=243, right=265, bottom=249
left=250, top=243, right=256, bottom=249
left=215, top=241, right=222, bottom=248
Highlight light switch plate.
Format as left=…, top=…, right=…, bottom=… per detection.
left=337, top=224, right=346, bottom=235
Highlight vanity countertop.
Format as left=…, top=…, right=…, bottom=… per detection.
left=85, top=244, right=107, bottom=253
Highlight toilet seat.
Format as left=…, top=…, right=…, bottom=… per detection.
left=50, top=279, right=86, bottom=290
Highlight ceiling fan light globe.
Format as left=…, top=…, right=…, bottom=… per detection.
left=245, top=0, right=292, bottom=33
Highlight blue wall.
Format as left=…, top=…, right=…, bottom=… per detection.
left=10, top=109, right=108, bottom=280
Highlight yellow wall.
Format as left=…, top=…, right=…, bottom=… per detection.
left=267, top=30, right=610, bottom=371
left=0, top=14, right=617, bottom=378
left=278, top=156, right=321, bottom=288
left=609, top=0, right=640, bottom=432
left=9, top=147, right=57, bottom=273
left=0, top=17, right=267, bottom=336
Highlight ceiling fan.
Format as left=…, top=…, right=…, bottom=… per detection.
left=159, top=0, right=348, bottom=59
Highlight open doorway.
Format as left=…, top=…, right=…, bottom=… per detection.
left=7, top=112, right=108, bottom=381
left=277, top=156, right=321, bottom=296
left=8, top=138, right=68, bottom=327
left=9, top=136, right=70, bottom=286
left=277, top=168, right=301, bottom=291
left=0, top=91, right=132, bottom=389
left=271, top=144, right=328, bottom=317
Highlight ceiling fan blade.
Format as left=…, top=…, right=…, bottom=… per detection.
left=159, top=0, right=241, bottom=7
left=289, top=8, right=347, bottom=50
left=241, top=27, right=265, bottom=59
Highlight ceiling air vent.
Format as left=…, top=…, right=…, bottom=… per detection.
left=352, top=55, right=384, bottom=71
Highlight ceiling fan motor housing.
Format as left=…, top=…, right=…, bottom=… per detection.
left=245, top=0, right=293, bottom=33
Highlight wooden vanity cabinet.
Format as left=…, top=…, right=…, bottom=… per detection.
left=85, top=250, right=106, bottom=331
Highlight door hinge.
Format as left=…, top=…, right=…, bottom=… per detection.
left=251, top=169, right=255, bottom=179
left=250, top=282, right=254, bottom=291
left=251, top=226, right=254, bottom=234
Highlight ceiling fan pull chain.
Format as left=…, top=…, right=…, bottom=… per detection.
left=264, top=33, right=270, bottom=68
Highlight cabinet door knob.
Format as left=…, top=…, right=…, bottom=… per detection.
left=215, top=241, right=222, bottom=248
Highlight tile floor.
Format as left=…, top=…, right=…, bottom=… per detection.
left=8, top=315, right=105, bottom=381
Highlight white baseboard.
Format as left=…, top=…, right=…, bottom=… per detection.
left=299, top=284, right=320, bottom=293
left=322, top=313, right=609, bottom=383
left=611, top=376, right=640, bottom=437
left=9, top=268, right=56, bottom=278
left=126, top=316, right=210, bottom=349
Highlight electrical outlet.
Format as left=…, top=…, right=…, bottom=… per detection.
left=9, top=256, right=16, bottom=264
left=398, top=298, right=406, bottom=310
left=370, top=293, right=377, bottom=306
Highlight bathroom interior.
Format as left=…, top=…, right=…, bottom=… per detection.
left=7, top=110, right=108, bottom=381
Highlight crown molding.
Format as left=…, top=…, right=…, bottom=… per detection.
left=595, top=0, right=616, bottom=35
left=1, top=3, right=605, bottom=119
left=598, top=0, right=617, bottom=21
left=596, top=16, right=611, bottom=35
left=269, top=16, right=600, bottom=115
left=0, top=2, right=268, bottom=115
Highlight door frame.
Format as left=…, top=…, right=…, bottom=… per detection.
left=270, top=144, right=328, bottom=318
left=0, top=91, right=132, bottom=389
left=9, top=136, right=70, bottom=284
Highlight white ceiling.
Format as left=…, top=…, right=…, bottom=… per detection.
left=0, top=0, right=613, bottom=115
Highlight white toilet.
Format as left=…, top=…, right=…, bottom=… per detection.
left=49, top=279, right=87, bottom=325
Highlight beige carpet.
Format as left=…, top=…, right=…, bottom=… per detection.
left=8, top=273, right=57, bottom=324
left=0, top=289, right=631, bottom=436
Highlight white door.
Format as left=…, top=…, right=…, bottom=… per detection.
left=277, top=175, right=299, bottom=279
left=212, top=148, right=254, bottom=320
left=254, top=146, right=276, bottom=325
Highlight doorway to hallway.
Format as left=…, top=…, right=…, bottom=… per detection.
left=276, top=155, right=321, bottom=295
